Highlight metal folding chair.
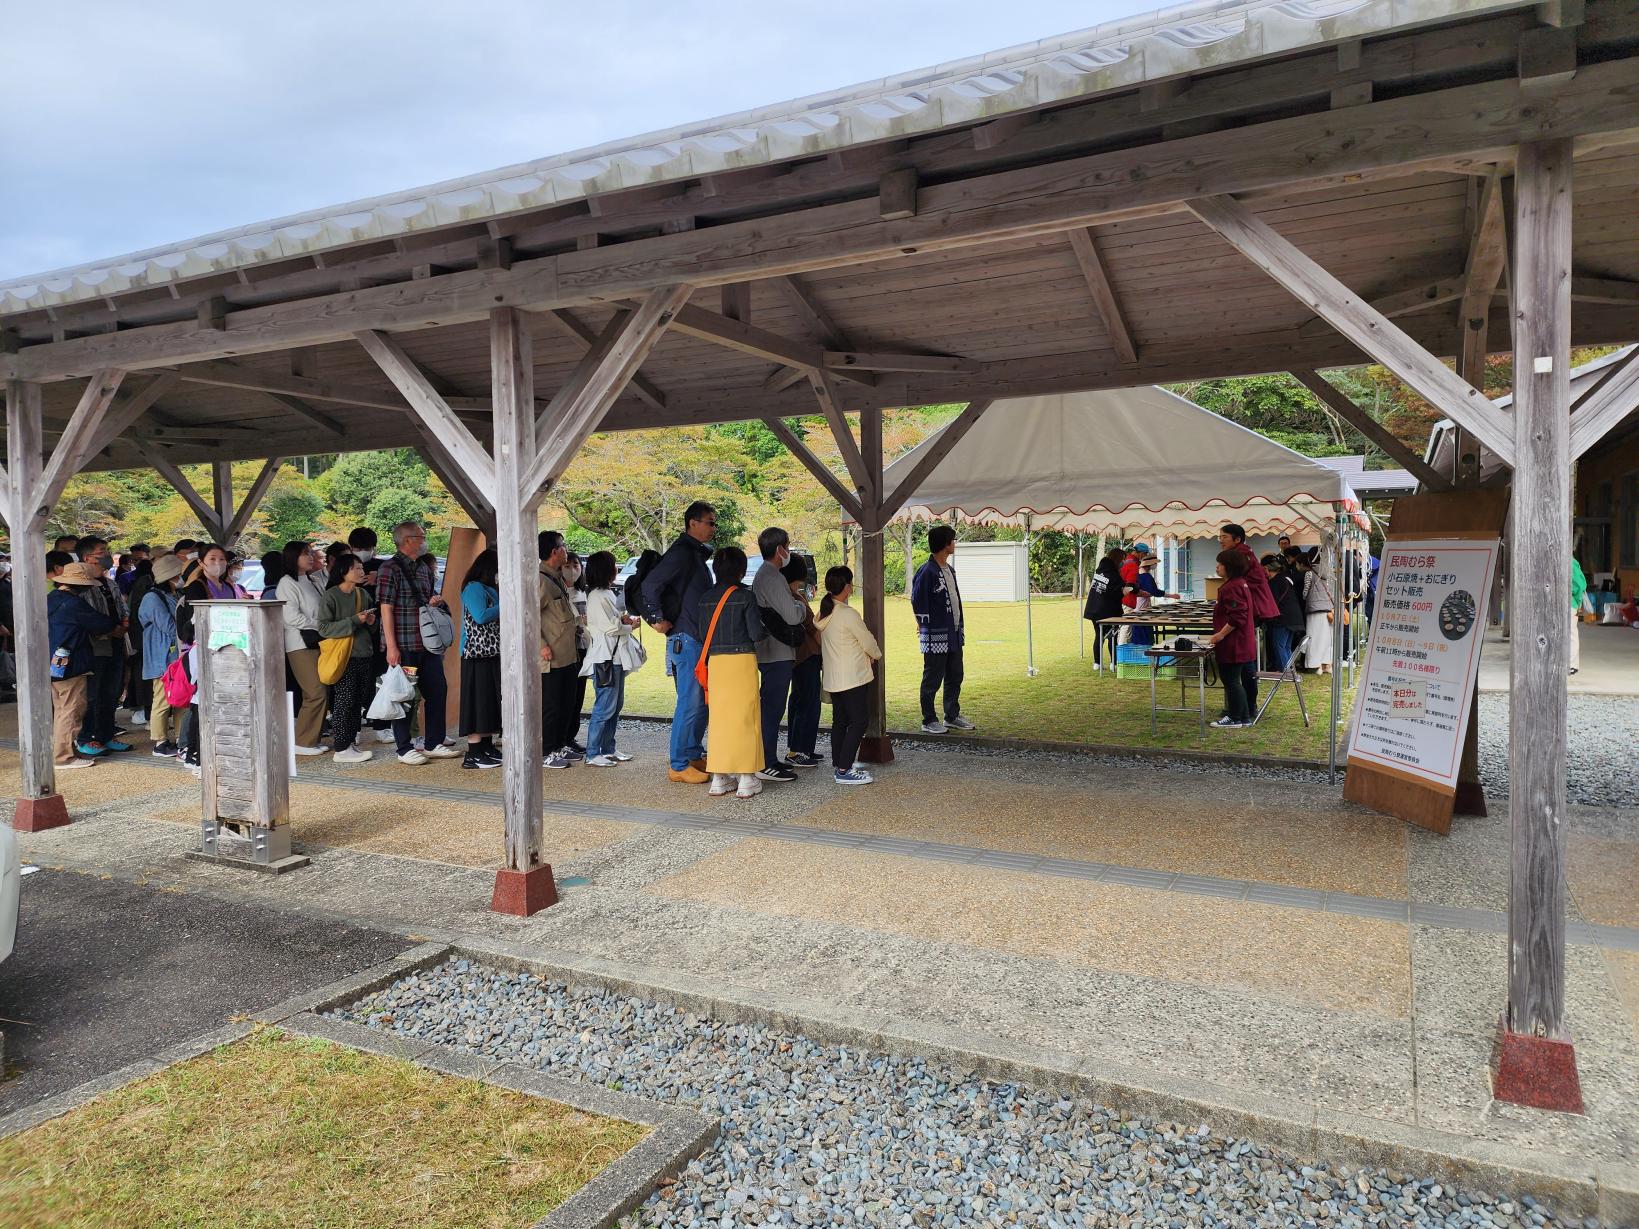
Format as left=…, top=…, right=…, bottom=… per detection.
left=1250, top=634, right=1310, bottom=727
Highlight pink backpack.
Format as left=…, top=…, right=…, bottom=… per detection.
left=162, top=653, right=196, bottom=708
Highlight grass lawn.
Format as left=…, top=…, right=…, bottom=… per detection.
left=626, top=595, right=1355, bottom=761
left=0, top=1028, right=645, bottom=1229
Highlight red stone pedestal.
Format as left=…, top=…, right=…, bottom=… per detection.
left=856, top=736, right=895, bottom=765
left=1491, top=1019, right=1585, bottom=1113
left=12, top=794, right=70, bottom=833
left=491, top=863, right=559, bottom=917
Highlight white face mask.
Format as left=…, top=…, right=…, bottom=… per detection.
left=564, top=565, right=582, bottom=585
left=202, top=559, right=226, bottom=580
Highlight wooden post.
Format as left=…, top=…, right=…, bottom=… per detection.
left=211, top=462, right=233, bottom=544
left=4, top=380, right=63, bottom=831
left=487, top=306, right=555, bottom=917
left=1493, top=138, right=1582, bottom=1113
left=856, top=405, right=893, bottom=764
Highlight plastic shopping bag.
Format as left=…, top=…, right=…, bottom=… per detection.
left=366, top=666, right=416, bottom=721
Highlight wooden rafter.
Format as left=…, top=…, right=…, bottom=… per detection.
left=355, top=330, right=498, bottom=491
left=1289, top=371, right=1451, bottom=490
left=539, top=309, right=668, bottom=412
left=1569, top=346, right=1639, bottom=460
left=766, top=276, right=854, bottom=393
left=225, top=457, right=285, bottom=545
left=807, top=369, right=873, bottom=503
left=1186, top=193, right=1515, bottom=464
left=760, top=417, right=863, bottom=523
left=261, top=392, right=345, bottom=436
left=1066, top=228, right=1137, bottom=365
left=1296, top=277, right=1469, bottom=339
left=84, top=371, right=180, bottom=458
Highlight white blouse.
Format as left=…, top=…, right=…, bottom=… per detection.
left=579, top=588, right=645, bottom=675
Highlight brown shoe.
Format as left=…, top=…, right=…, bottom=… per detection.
left=669, top=766, right=709, bottom=784
left=690, top=758, right=708, bottom=773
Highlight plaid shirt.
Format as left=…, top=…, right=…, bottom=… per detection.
left=376, top=552, right=437, bottom=653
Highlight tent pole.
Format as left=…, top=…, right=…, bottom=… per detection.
left=1329, top=506, right=1344, bottom=783
left=1024, top=513, right=1037, bottom=677
left=1076, top=532, right=1085, bottom=658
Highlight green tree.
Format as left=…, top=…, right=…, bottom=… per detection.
left=258, top=489, right=325, bottom=552
left=319, top=450, right=431, bottom=526
left=363, top=488, right=432, bottom=544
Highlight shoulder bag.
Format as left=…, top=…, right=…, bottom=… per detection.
left=692, top=587, right=736, bottom=704
left=318, top=591, right=362, bottom=685
left=399, top=557, right=453, bottom=654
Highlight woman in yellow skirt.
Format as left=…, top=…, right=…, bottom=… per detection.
left=696, top=546, right=767, bottom=798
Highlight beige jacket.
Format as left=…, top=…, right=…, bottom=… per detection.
left=538, top=563, right=579, bottom=670
left=814, top=599, right=881, bottom=694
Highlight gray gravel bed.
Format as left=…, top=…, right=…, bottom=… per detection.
left=1475, top=694, right=1639, bottom=809
left=337, top=961, right=1601, bottom=1229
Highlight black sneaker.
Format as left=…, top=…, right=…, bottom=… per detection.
left=566, top=740, right=587, bottom=756
left=476, top=746, right=503, bottom=767
left=462, top=750, right=502, bottom=770
left=152, top=740, right=179, bottom=758
left=784, top=752, right=821, bottom=769
left=755, top=764, right=799, bottom=782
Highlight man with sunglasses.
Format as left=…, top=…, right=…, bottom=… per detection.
left=641, top=501, right=718, bottom=783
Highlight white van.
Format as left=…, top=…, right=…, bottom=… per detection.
left=0, top=823, right=18, bottom=963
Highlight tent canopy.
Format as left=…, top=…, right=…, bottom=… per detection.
left=884, top=386, right=1361, bottom=540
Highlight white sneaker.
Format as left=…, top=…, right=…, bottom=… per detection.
left=293, top=744, right=326, bottom=756
left=56, top=757, right=97, bottom=770
left=423, top=744, right=460, bottom=759
left=611, top=751, right=633, bottom=762
left=946, top=715, right=976, bottom=731
left=333, top=746, right=373, bottom=764
left=397, top=749, right=429, bottom=765
left=129, top=714, right=148, bottom=728
left=708, top=774, right=734, bottom=797
left=587, top=754, right=618, bottom=767
left=736, top=775, right=763, bottom=799
left=374, top=729, right=396, bottom=744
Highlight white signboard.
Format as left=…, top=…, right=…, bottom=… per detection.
left=1346, top=538, right=1499, bottom=792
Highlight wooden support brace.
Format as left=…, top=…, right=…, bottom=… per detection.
left=539, top=309, right=668, bottom=413
left=1290, top=372, right=1452, bottom=491
left=84, top=372, right=180, bottom=458
left=808, top=370, right=873, bottom=503
left=760, top=417, right=864, bottom=523
left=823, top=351, right=979, bottom=375
left=1187, top=194, right=1516, bottom=465
left=33, top=369, right=126, bottom=522
left=1569, top=346, right=1639, bottom=459
left=355, top=330, right=497, bottom=491
left=198, top=297, right=227, bottom=331
left=878, top=400, right=995, bottom=522
left=211, top=462, right=234, bottom=537
left=524, top=284, right=693, bottom=498
left=136, top=440, right=223, bottom=540
left=262, top=392, right=346, bottom=436
left=415, top=444, right=496, bottom=538
left=1066, top=228, right=1139, bottom=365
left=224, top=457, right=285, bottom=546
left=720, top=283, right=751, bottom=323
left=4, top=379, right=60, bottom=816
left=1298, top=277, right=1472, bottom=339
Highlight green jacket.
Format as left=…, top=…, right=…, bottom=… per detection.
left=1571, top=559, right=1587, bottom=612
left=317, top=585, right=374, bottom=658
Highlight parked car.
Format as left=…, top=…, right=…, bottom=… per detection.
left=0, top=822, right=19, bottom=965
left=238, top=559, right=266, bottom=597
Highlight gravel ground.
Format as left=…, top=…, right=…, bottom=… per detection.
left=338, top=962, right=1600, bottom=1229
left=1475, top=694, right=1639, bottom=809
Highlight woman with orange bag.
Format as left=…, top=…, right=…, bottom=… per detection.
left=695, top=546, right=766, bottom=799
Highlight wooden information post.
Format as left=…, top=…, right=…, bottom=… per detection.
left=186, top=601, right=307, bottom=874
left=1343, top=490, right=1508, bottom=834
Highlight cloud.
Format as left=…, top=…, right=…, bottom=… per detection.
left=0, top=0, right=1128, bottom=279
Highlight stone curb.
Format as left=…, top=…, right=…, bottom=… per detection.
left=408, top=937, right=1638, bottom=1228
left=0, top=1020, right=257, bottom=1140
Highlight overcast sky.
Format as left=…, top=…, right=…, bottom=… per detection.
left=0, top=0, right=1135, bottom=281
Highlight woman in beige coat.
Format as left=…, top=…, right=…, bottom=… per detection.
left=813, top=566, right=881, bottom=785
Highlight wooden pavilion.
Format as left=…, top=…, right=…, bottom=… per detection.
left=5, top=0, right=1639, bottom=1109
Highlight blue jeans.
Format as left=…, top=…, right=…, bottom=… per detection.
left=787, top=656, right=822, bottom=757
left=1267, top=625, right=1296, bottom=670
left=588, top=666, right=626, bottom=757
left=758, top=659, right=795, bottom=766
left=665, top=632, right=707, bottom=771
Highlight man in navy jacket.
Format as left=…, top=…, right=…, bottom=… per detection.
left=47, top=562, right=117, bottom=768
left=909, top=525, right=975, bottom=735
left=640, top=501, right=717, bottom=783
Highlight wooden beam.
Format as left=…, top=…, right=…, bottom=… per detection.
left=808, top=369, right=873, bottom=502
left=1066, top=227, right=1138, bottom=364
left=524, top=284, right=693, bottom=497
left=1298, top=277, right=1472, bottom=339
left=878, top=399, right=995, bottom=521
left=662, top=302, right=874, bottom=382
left=212, top=462, right=234, bottom=538
left=1186, top=193, right=1515, bottom=464
left=136, top=440, right=223, bottom=539
left=1569, top=346, right=1639, bottom=459
left=720, top=283, right=751, bottom=323
left=857, top=403, right=890, bottom=755
left=538, top=308, right=668, bottom=413
left=224, top=457, right=285, bottom=546
left=261, top=392, right=346, bottom=436
left=822, top=351, right=979, bottom=375
left=354, top=330, right=497, bottom=491
left=177, top=360, right=407, bottom=413
left=1569, top=274, right=1639, bottom=305
left=1289, top=371, right=1453, bottom=490
left=84, top=371, right=180, bottom=458
left=33, top=369, right=125, bottom=520
left=20, top=60, right=1639, bottom=384
left=197, top=296, right=227, bottom=331
left=489, top=306, right=546, bottom=878
left=415, top=443, right=496, bottom=538
left=4, top=380, right=56, bottom=804
left=765, top=276, right=854, bottom=394
left=1505, top=138, right=1573, bottom=1044
left=760, top=417, right=863, bottom=523
left=879, top=168, right=918, bottom=220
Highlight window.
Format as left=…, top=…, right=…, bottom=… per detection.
left=1621, top=472, right=1639, bottom=569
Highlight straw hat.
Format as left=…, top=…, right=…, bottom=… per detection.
left=151, top=554, right=188, bottom=585
left=55, top=562, right=100, bottom=587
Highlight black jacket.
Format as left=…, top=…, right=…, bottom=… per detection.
left=1268, top=572, right=1307, bottom=630
left=1084, top=560, right=1126, bottom=621
left=640, top=533, right=714, bottom=640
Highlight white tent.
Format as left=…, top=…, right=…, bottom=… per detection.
left=886, top=385, right=1362, bottom=538
left=879, top=385, right=1366, bottom=768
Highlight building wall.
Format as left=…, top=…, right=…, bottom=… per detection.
left=1575, top=429, right=1639, bottom=599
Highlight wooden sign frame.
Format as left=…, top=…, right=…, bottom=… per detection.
left=1343, top=489, right=1509, bottom=834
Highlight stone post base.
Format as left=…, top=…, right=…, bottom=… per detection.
left=1491, top=1019, right=1585, bottom=1113
left=12, top=794, right=70, bottom=833
left=856, top=736, right=895, bottom=765
left=491, top=863, right=559, bottom=917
